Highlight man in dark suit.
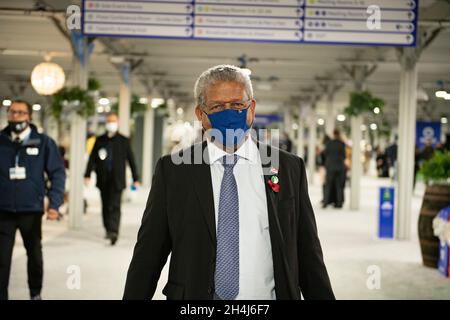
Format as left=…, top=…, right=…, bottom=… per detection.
left=124, top=65, right=334, bottom=300
left=84, top=113, right=140, bottom=245
left=323, top=129, right=347, bottom=208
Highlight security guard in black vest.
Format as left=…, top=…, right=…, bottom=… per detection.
left=0, top=100, right=65, bottom=300
left=84, top=113, right=140, bottom=245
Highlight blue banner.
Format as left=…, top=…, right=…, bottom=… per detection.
left=379, top=187, right=395, bottom=239
left=254, top=114, right=283, bottom=126
left=416, top=121, right=441, bottom=149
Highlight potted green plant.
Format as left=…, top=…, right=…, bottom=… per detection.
left=51, top=78, right=100, bottom=119
left=418, top=151, right=450, bottom=268
left=111, top=94, right=148, bottom=117
left=344, top=90, right=385, bottom=117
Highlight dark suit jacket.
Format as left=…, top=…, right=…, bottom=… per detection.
left=84, top=133, right=139, bottom=191
left=324, top=139, right=346, bottom=172
left=123, top=140, right=334, bottom=300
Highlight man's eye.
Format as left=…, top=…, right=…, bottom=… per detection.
left=232, top=103, right=243, bottom=109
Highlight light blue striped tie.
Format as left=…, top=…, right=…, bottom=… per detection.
left=215, top=154, right=239, bottom=300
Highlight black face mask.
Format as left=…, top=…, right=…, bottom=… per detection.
left=8, top=121, right=29, bottom=134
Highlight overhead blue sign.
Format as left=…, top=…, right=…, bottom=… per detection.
left=379, top=187, right=395, bottom=239
left=82, top=0, right=418, bottom=47
left=416, top=121, right=441, bottom=149
left=254, top=114, right=283, bottom=126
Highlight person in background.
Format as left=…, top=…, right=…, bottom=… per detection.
left=421, top=139, right=435, bottom=161
left=376, top=147, right=389, bottom=178
left=363, top=146, right=371, bottom=175
left=0, top=100, right=65, bottom=300
left=413, top=146, right=421, bottom=190
left=323, top=129, right=346, bottom=209
left=279, top=131, right=293, bottom=153
left=385, top=136, right=398, bottom=179
left=319, top=135, right=330, bottom=205
left=86, top=131, right=97, bottom=156
left=84, top=113, right=140, bottom=245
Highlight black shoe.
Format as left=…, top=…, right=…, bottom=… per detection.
left=110, top=233, right=118, bottom=246
left=30, top=294, right=42, bottom=300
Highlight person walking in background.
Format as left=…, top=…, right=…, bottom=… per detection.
left=421, top=139, right=435, bottom=162
left=323, top=129, right=346, bottom=209
left=319, top=135, right=330, bottom=205
left=385, top=136, right=398, bottom=179
left=279, top=131, right=293, bottom=153
left=376, top=146, right=389, bottom=178
left=0, top=100, right=65, bottom=300
left=84, top=113, right=140, bottom=245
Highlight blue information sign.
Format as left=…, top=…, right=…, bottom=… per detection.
left=379, top=187, right=395, bottom=239
left=416, top=121, right=441, bottom=149
left=82, top=0, right=418, bottom=47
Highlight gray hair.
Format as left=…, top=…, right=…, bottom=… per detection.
left=194, top=65, right=253, bottom=108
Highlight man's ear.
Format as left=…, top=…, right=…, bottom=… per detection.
left=248, top=99, right=256, bottom=126
left=195, top=105, right=203, bottom=122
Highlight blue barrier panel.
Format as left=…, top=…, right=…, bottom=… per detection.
left=379, top=187, right=394, bottom=239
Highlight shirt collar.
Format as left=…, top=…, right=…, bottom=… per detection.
left=12, top=126, right=31, bottom=142
left=206, top=135, right=260, bottom=165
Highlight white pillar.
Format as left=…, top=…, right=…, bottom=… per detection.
left=325, top=94, right=335, bottom=137
left=350, top=115, right=363, bottom=210
left=90, top=111, right=99, bottom=134
left=142, top=99, right=155, bottom=187
left=43, top=111, right=59, bottom=142
left=307, top=112, right=317, bottom=184
left=119, top=62, right=131, bottom=137
left=349, top=67, right=366, bottom=210
left=68, top=39, right=88, bottom=230
left=396, top=49, right=418, bottom=240
left=284, top=106, right=293, bottom=140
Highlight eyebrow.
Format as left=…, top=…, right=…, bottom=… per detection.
left=208, top=98, right=249, bottom=104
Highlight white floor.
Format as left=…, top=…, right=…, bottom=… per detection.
left=8, top=173, right=450, bottom=300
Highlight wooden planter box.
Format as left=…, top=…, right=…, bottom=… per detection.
left=418, top=183, right=450, bottom=268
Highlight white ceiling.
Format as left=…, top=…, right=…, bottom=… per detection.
left=0, top=0, right=449, bottom=126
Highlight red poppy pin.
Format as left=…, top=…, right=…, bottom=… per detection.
left=267, top=174, right=280, bottom=193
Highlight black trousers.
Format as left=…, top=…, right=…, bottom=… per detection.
left=0, top=212, right=43, bottom=300
left=99, top=183, right=123, bottom=235
left=324, top=169, right=346, bottom=207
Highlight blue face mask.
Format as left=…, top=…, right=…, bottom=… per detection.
left=206, top=108, right=250, bottom=148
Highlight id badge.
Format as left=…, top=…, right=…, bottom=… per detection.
left=9, top=167, right=26, bottom=180
left=98, top=148, right=108, bottom=160
left=26, top=147, right=39, bottom=156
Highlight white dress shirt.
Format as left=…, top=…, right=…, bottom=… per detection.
left=11, top=126, right=31, bottom=142
left=207, top=137, right=276, bottom=300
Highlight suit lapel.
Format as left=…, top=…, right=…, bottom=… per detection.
left=191, top=140, right=216, bottom=244
left=258, top=142, right=294, bottom=299
left=259, top=142, right=286, bottom=245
